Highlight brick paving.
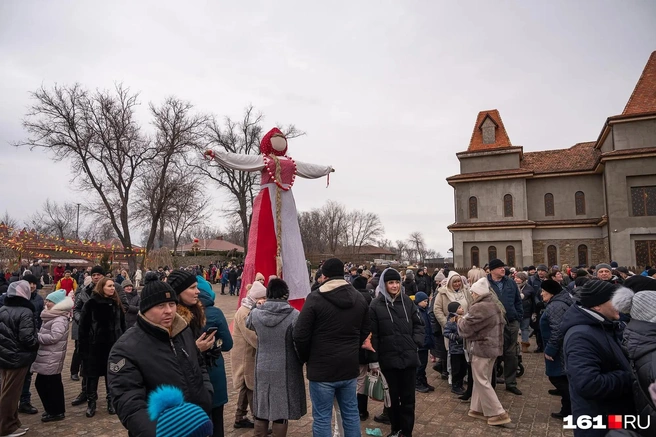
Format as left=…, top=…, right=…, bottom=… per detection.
left=17, top=286, right=574, bottom=436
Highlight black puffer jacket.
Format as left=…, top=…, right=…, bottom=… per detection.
left=369, top=269, right=424, bottom=370
left=293, top=278, right=371, bottom=382
left=72, top=283, right=92, bottom=341
left=108, top=314, right=213, bottom=437
left=623, top=319, right=656, bottom=436
left=124, top=290, right=140, bottom=329
left=0, top=296, right=39, bottom=368
left=415, top=273, right=431, bottom=294
left=79, top=292, right=126, bottom=377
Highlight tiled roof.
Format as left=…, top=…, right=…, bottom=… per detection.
left=622, top=51, right=656, bottom=116
left=467, top=110, right=513, bottom=152
left=446, top=168, right=531, bottom=182
left=521, top=142, right=600, bottom=174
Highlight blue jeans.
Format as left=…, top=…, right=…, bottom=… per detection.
left=520, top=317, right=531, bottom=342
left=309, top=378, right=361, bottom=437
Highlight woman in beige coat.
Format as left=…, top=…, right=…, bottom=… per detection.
left=457, top=277, right=510, bottom=427
left=434, top=271, right=473, bottom=329
left=231, top=279, right=267, bottom=429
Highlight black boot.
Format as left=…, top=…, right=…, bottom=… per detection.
left=374, top=407, right=390, bottom=425
left=107, top=399, right=116, bottom=415
left=86, top=400, right=97, bottom=418
left=357, top=393, right=369, bottom=421
left=71, top=392, right=87, bottom=406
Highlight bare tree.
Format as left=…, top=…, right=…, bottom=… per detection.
left=166, top=177, right=211, bottom=253
left=80, top=217, right=116, bottom=242
left=321, top=200, right=346, bottom=254
left=395, top=240, right=409, bottom=261
left=342, top=210, right=384, bottom=254
left=298, top=210, right=327, bottom=255
left=189, top=105, right=304, bottom=252
left=17, top=83, right=157, bottom=271
left=408, top=231, right=427, bottom=263
left=26, top=200, right=77, bottom=240
left=0, top=211, right=19, bottom=229
left=138, top=98, right=208, bottom=252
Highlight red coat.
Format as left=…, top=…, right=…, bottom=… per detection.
left=53, top=266, right=65, bottom=283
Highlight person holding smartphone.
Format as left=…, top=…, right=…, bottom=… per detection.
left=167, top=269, right=233, bottom=437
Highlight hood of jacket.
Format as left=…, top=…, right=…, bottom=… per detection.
left=256, top=300, right=295, bottom=327
left=559, top=302, right=616, bottom=336
left=318, top=279, right=357, bottom=309
left=623, top=319, right=656, bottom=362
left=376, top=268, right=401, bottom=303
left=40, top=297, right=74, bottom=321
left=197, top=275, right=216, bottom=308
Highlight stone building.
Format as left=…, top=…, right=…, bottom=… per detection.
left=448, top=51, right=656, bottom=269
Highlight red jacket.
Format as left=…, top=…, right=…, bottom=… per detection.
left=53, top=266, right=66, bottom=283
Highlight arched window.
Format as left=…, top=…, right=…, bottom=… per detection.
left=506, top=246, right=516, bottom=267
left=471, top=246, right=480, bottom=267
left=547, top=245, right=558, bottom=268
left=575, top=191, right=586, bottom=215
left=544, top=193, right=555, bottom=216
left=504, top=194, right=513, bottom=217
left=488, top=245, right=497, bottom=261
left=577, top=244, right=588, bottom=267
left=469, top=196, right=478, bottom=219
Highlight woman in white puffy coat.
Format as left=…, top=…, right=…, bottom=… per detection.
left=31, top=289, right=73, bottom=422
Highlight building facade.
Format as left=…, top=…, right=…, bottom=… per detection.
left=448, top=51, right=656, bottom=269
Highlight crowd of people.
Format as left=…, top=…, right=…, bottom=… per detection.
left=0, top=257, right=655, bottom=437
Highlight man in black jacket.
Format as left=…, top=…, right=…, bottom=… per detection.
left=108, top=277, right=213, bottom=437
left=293, top=258, right=371, bottom=437
left=0, top=280, right=39, bottom=437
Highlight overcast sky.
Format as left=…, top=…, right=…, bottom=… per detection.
left=1, top=0, right=655, bottom=255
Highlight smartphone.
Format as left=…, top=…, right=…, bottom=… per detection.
left=206, top=327, right=218, bottom=335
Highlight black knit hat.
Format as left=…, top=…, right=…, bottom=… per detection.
left=579, top=279, right=617, bottom=308
left=540, top=279, right=562, bottom=296
left=267, top=278, right=289, bottom=300
left=576, top=269, right=589, bottom=278
left=447, top=301, right=461, bottom=314
left=352, top=276, right=368, bottom=290
left=166, top=269, right=197, bottom=295
left=22, top=274, right=38, bottom=285
left=488, top=259, right=505, bottom=271
left=383, top=268, right=401, bottom=283
left=140, top=276, right=178, bottom=313
left=624, top=275, right=656, bottom=293
left=90, top=265, right=105, bottom=276
left=321, top=258, right=344, bottom=278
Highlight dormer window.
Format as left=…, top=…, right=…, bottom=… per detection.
left=481, top=116, right=497, bottom=144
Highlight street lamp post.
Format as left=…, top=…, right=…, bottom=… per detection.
left=76, top=203, right=81, bottom=240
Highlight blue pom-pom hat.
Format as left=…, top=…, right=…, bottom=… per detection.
left=147, top=385, right=213, bottom=437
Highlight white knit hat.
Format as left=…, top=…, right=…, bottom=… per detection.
left=247, top=281, right=267, bottom=300
left=612, top=286, right=656, bottom=322
left=470, top=277, right=491, bottom=297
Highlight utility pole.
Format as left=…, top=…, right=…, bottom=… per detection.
left=76, top=203, right=81, bottom=240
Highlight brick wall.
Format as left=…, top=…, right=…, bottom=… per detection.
left=532, top=238, right=609, bottom=267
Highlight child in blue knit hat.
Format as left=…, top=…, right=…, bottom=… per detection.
left=148, top=385, right=213, bottom=437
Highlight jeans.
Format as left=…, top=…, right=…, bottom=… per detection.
left=450, top=354, right=467, bottom=388
left=309, top=378, right=360, bottom=437
left=502, top=320, right=520, bottom=388
left=20, top=370, right=32, bottom=404
left=383, top=367, right=416, bottom=436
left=416, top=349, right=428, bottom=384
left=520, top=317, right=531, bottom=343
left=229, top=283, right=237, bottom=295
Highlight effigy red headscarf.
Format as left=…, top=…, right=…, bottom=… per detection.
left=259, top=127, right=288, bottom=156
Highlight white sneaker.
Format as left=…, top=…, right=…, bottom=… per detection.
left=1, top=428, right=28, bottom=437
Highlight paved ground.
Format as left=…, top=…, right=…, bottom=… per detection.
left=17, top=286, right=573, bottom=436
